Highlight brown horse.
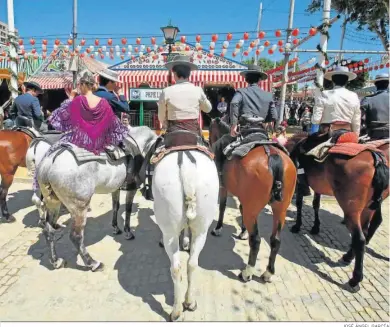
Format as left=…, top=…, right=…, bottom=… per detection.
left=0, top=130, right=34, bottom=221
left=286, top=132, right=389, bottom=290
left=209, top=118, right=297, bottom=282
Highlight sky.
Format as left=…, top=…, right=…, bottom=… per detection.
left=0, top=0, right=386, bottom=83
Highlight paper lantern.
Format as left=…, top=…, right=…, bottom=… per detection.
left=243, top=32, right=249, bottom=40
left=292, top=39, right=299, bottom=45
left=119, top=38, right=126, bottom=45
left=210, top=41, right=215, bottom=48
left=90, top=54, right=95, bottom=59
left=105, top=51, right=109, bottom=56
left=122, top=47, right=127, bottom=53
left=86, top=48, right=91, bottom=54
left=136, top=38, right=141, bottom=45
left=134, top=47, right=139, bottom=53
left=292, top=28, right=299, bottom=37
left=94, top=39, right=99, bottom=46
left=131, top=55, right=135, bottom=60
left=80, top=39, right=86, bottom=46
left=220, top=53, right=225, bottom=57
left=98, top=48, right=102, bottom=54
left=158, top=46, right=164, bottom=52
left=196, top=35, right=201, bottom=42
left=30, top=38, right=35, bottom=45
left=232, top=52, right=237, bottom=57
left=258, top=31, right=266, bottom=39
left=309, top=28, right=317, bottom=36
left=107, top=38, right=113, bottom=46
left=243, top=51, right=249, bottom=56
left=271, top=44, right=277, bottom=50
left=227, top=33, right=233, bottom=41
left=180, top=36, right=186, bottom=43
left=151, top=37, right=156, bottom=45
left=185, top=45, right=190, bottom=51
left=259, top=45, right=264, bottom=52
left=239, top=39, right=244, bottom=46
left=264, top=40, right=270, bottom=47
left=31, top=48, right=36, bottom=54
left=249, top=41, right=256, bottom=48
left=102, top=45, right=107, bottom=51
left=364, top=58, right=369, bottom=64
left=235, top=43, right=241, bottom=49
left=171, top=46, right=176, bottom=51
left=277, top=40, right=283, bottom=46
left=268, top=49, right=274, bottom=55
left=140, top=45, right=145, bottom=51
left=275, top=30, right=282, bottom=37
left=67, top=39, right=73, bottom=45
left=279, top=48, right=284, bottom=53
left=222, top=48, right=227, bottom=54
left=33, top=54, right=38, bottom=60
left=223, top=41, right=229, bottom=49
left=18, top=39, right=23, bottom=46
left=386, top=62, right=390, bottom=68
left=255, top=49, right=261, bottom=55
left=380, top=64, right=384, bottom=69
left=116, top=51, right=120, bottom=57
left=42, top=54, right=47, bottom=59
left=42, top=39, right=49, bottom=46
left=211, top=34, right=218, bottom=42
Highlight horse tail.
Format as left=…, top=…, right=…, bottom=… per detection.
left=178, top=151, right=197, bottom=220
left=268, top=146, right=284, bottom=203
left=369, top=151, right=389, bottom=210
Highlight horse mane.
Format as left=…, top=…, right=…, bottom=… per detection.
left=285, top=131, right=309, bottom=153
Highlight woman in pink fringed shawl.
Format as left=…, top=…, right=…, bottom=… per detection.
left=33, top=72, right=128, bottom=192
left=49, top=72, right=128, bottom=154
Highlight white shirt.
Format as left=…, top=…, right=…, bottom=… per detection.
left=158, top=80, right=212, bottom=125
left=217, top=102, right=227, bottom=113
left=312, top=86, right=361, bottom=134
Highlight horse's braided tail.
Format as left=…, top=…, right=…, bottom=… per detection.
left=267, top=146, right=284, bottom=203
left=178, top=151, right=197, bottom=220
left=369, top=151, right=389, bottom=210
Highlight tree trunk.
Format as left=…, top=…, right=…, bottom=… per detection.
left=373, top=20, right=389, bottom=51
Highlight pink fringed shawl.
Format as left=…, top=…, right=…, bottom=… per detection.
left=48, top=96, right=128, bottom=154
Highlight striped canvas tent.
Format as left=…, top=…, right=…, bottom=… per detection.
left=0, top=56, right=43, bottom=80
left=110, top=44, right=273, bottom=100
left=28, top=47, right=108, bottom=89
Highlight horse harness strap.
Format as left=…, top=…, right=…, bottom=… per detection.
left=177, top=150, right=197, bottom=168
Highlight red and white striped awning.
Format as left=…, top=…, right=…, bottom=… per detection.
left=28, top=74, right=74, bottom=90
left=118, top=70, right=273, bottom=100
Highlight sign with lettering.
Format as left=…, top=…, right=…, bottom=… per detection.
left=111, top=43, right=247, bottom=71
left=129, top=88, right=162, bottom=102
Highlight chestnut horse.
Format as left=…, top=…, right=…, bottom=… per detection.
left=0, top=130, right=33, bottom=221
left=286, top=132, right=389, bottom=290
left=209, top=118, right=297, bottom=282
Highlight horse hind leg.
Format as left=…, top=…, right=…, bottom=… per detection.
left=111, top=190, right=122, bottom=235
left=0, top=173, right=16, bottom=222
left=211, top=186, right=227, bottom=237
left=291, top=185, right=304, bottom=233
left=310, top=193, right=321, bottom=235
left=366, top=206, right=382, bottom=245
left=184, top=228, right=208, bottom=313
left=69, top=207, right=103, bottom=272
left=124, top=189, right=137, bottom=240
left=238, top=204, right=249, bottom=240
left=42, top=200, right=65, bottom=269
left=261, top=203, right=286, bottom=282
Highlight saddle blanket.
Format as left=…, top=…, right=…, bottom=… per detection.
left=150, top=145, right=214, bottom=165
left=58, top=143, right=127, bottom=163
left=329, top=139, right=389, bottom=158
left=305, top=139, right=333, bottom=162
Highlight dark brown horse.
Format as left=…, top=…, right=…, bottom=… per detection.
left=209, top=118, right=297, bottom=282
left=0, top=130, right=33, bottom=221
left=286, top=132, right=389, bottom=290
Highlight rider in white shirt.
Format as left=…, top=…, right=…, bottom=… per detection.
left=312, top=66, right=361, bottom=136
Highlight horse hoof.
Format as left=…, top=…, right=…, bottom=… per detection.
left=112, top=227, right=122, bottom=235
left=91, top=261, right=104, bottom=272
left=183, top=301, right=197, bottom=312
left=346, top=279, right=361, bottom=293
left=4, top=215, right=16, bottom=223
left=238, top=272, right=252, bottom=283
left=211, top=228, right=222, bottom=237
left=260, top=271, right=273, bottom=283
left=169, top=311, right=183, bottom=322
left=310, top=226, right=320, bottom=235
left=341, top=253, right=354, bottom=264
left=125, top=231, right=135, bottom=240
left=52, top=258, right=66, bottom=269
left=238, top=230, right=249, bottom=240
left=290, top=225, right=301, bottom=233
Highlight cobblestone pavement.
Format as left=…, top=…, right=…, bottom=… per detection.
left=0, top=182, right=388, bottom=321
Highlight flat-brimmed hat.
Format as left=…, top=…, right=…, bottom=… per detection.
left=240, top=64, right=268, bottom=81
left=98, top=68, right=121, bottom=83
left=24, top=81, right=43, bottom=94
left=371, top=73, right=389, bottom=83
left=165, top=55, right=198, bottom=71
left=324, top=66, right=357, bottom=81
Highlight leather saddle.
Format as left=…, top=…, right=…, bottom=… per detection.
left=163, top=130, right=203, bottom=149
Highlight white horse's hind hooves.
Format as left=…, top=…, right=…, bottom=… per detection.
left=51, top=258, right=66, bottom=269
left=182, top=237, right=190, bottom=252
left=183, top=300, right=197, bottom=312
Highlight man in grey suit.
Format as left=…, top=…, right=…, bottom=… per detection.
left=213, top=64, right=277, bottom=174
left=361, top=73, right=389, bottom=140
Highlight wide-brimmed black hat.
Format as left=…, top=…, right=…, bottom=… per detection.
left=165, top=55, right=198, bottom=71
left=240, top=64, right=268, bottom=80
left=24, top=81, right=43, bottom=94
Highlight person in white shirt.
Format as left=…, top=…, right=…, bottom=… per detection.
left=312, top=66, right=361, bottom=136
left=217, top=97, right=228, bottom=117
left=142, top=55, right=212, bottom=200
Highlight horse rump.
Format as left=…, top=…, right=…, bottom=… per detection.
left=268, top=146, right=284, bottom=203
left=369, top=151, right=389, bottom=210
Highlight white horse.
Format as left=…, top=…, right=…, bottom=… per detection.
left=152, top=149, right=219, bottom=321
left=37, top=126, right=157, bottom=271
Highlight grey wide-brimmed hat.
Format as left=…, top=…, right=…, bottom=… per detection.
left=324, top=66, right=357, bottom=81
left=240, top=64, right=268, bottom=80
left=165, top=55, right=198, bottom=71
left=371, top=73, right=389, bottom=83
left=24, top=81, right=43, bottom=94
left=79, top=71, right=96, bottom=85
left=98, top=68, right=121, bottom=83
